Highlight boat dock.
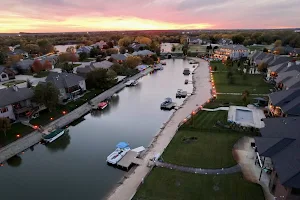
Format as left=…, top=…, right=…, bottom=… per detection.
left=116, top=150, right=143, bottom=170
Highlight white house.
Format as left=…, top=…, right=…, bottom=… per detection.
left=0, top=66, right=15, bottom=82
left=214, top=45, right=249, bottom=60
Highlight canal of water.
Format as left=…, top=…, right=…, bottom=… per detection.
left=0, top=58, right=195, bottom=200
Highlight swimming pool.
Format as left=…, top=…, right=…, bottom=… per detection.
left=235, top=109, right=254, bottom=124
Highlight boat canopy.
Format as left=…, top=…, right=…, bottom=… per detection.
left=116, top=142, right=129, bottom=149
left=165, top=97, right=172, bottom=102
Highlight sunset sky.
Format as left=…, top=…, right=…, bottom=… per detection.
left=0, top=0, right=299, bottom=33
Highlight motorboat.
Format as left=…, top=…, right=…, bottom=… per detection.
left=160, top=97, right=176, bottom=110
left=153, top=64, right=164, bottom=70
left=98, top=101, right=108, bottom=110
left=183, top=68, right=190, bottom=75
left=160, top=61, right=166, bottom=65
left=107, top=142, right=131, bottom=165
left=176, top=89, right=187, bottom=98
left=125, top=80, right=138, bottom=86
left=42, top=128, right=68, bottom=144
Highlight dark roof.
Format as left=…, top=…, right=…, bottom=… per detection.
left=255, top=117, right=300, bottom=188
left=269, top=88, right=300, bottom=116
left=269, top=62, right=289, bottom=73
left=269, top=56, right=292, bottom=66
left=0, top=66, right=5, bottom=73
left=111, top=54, right=127, bottom=61
left=14, top=59, right=34, bottom=69
left=76, top=65, right=94, bottom=74
left=0, top=86, right=34, bottom=107
left=46, top=72, right=84, bottom=89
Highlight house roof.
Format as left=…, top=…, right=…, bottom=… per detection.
left=255, top=117, right=300, bottom=188
left=132, top=50, right=155, bottom=56
left=0, top=66, right=5, bottom=73
left=269, top=55, right=292, bottom=66
left=14, top=59, right=34, bottom=69
left=91, top=60, right=113, bottom=69
left=220, top=45, right=248, bottom=51
left=46, top=72, right=84, bottom=89
left=0, top=86, right=34, bottom=107
left=248, top=51, right=260, bottom=59
left=77, top=46, right=92, bottom=53
left=268, top=62, right=289, bottom=73
left=111, top=54, right=127, bottom=61
left=76, top=65, right=94, bottom=74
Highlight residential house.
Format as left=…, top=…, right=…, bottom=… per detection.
left=13, top=59, right=34, bottom=74
left=267, top=61, right=300, bottom=79
left=132, top=50, right=155, bottom=57
left=254, top=117, right=300, bottom=200
left=268, top=88, right=300, bottom=117
left=91, top=60, right=114, bottom=70
left=129, top=43, right=147, bottom=51
left=76, top=65, right=95, bottom=78
left=7, top=49, right=29, bottom=59
left=77, top=46, right=93, bottom=54
left=187, top=37, right=202, bottom=44
left=214, top=45, right=249, bottom=60
left=45, top=72, right=86, bottom=103
left=91, top=40, right=107, bottom=49
left=291, top=48, right=300, bottom=57
left=111, top=54, right=128, bottom=63
left=218, top=38, right=233, bottom=45
left=0, top=66, right=15, bottom=82
left=0, top=86, right=40, bottom=121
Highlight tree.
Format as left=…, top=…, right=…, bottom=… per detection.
left=142, top=57, right=154, bottom=65
left=43, top=60, right=52, bottom=70
left=213, top=46, right=219, bottom=52
left=66, top=46, right=76, bottom=53
left=0, top=52, right=6, bottom=64
left=182, top=44, right=189, bottom=56
left=86, top=68, right=116, bottom=90
left=263, top=48, right=268, bottom=52
left=90, top=47, right=100, bottom=58
left=105, top=48, right=118, bottom=56
left=274, top=40, right=282, bottom=47
left=119, top=47, right=126, bottom=54
left=79, top=52, right=88, bottom=61
left=27, top=79, right=32, bottom=88
left=242, top=90, right=250, bottom=105
left=34, top=82, right=59, bottom=112
left=37, top=39, right=54, bottom=54
left=123, top=56, right=142, bottom=69
left=32, top=60, right=43, bottom=73
left=62, top=63, right=74, bottom=73
left=107, top=69, right=117, bottom=81
left=107, top=41, right=114, bottom=48
left=258, top=62, right=268, bottom=72
left=232, top=34, right=245, bottom=44
left=135, top=36, right=152, bottom=46
left=6, top=55, right=22, bottom=67
left=24, top=44, right=40, bottom=54
left=118, top=37, right=133, bottom=47
left=0, top=117, right=11, bottom=136
left=171, top=45, right=176, bottom=52
left=274, top=47, right=285, bottom=55
left=225, top=57, right=233, bottom=68
left=58, top=53, right=78, bottom=64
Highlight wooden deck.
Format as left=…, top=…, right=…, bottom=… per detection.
left=117, top=151, right=143, bottom=170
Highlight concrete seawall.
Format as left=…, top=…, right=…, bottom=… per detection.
left=0, top=68, right=153, bottom=164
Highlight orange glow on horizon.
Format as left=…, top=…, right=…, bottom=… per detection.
left=0, top=15, right=214, bottom=33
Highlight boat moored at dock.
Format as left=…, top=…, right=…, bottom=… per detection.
left=42, top=128, right=68, bottom=144
left=183, top=68, right=190, bottom=75
left=125, top=80, right=138, bottom=87
left=176, top=89, right=187, bottom=98
left=106, top=142, right=131, bottom=165
left=160, top=97, right=176, bottom=110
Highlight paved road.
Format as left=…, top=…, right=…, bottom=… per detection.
left=0, top=68, right=153, bottom=163
left=154, top=161, right=241, bottom=175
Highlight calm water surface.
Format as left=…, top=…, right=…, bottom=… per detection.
left=0, top=58, right=195, bottom=200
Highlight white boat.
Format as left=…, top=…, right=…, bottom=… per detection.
left=42, top=128, right=68, bottom=144
left=107, top=142, right=131, bottom=165
left=125, top=80, right=138, bottom=87
left=154, top=64, right=164, bottom=70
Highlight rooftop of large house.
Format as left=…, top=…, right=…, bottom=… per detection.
left=111, top=54, right=127, bottom=61
left=0, top=86, right=33, bottom=107
left=91, top=60, right=114, bottom=69
left=45, top=72, right=84, bottom=89
left=269, top=88, right=300, bottom=116
left=219, top=45, right=248, bottom=51
left=132, top=50, right=155, bottom=56
left=275, top=70, right=300, bottom=89
left=255, top=117, right=300, bottom=188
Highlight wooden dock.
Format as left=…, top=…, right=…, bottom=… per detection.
left=116, top=151, right=143, bottom=170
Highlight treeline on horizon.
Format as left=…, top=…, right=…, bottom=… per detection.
left=0, top=29, right=300, bottom=51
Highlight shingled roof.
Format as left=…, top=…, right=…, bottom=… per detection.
left=0, top=86, right=34, bottom=107
left=46, top=72, right=84, bottom=89
left=255, top=117, right=300, bottom=188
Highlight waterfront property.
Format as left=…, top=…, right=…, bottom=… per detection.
left=268, top=88, right=300, bottom=117
left=0, top=85, right=42, bottom=121
left=44, top=72, right=86, bottom=103
left=254, top=117, right=300, bottom=199
left=214, top=45, right=249, bottom=60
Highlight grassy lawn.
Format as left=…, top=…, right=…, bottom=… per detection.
left=189, top=45, right=206, bottom=53
left=213, top=73, right=272, bottom=94
left=30, top=89, right=102, bottom=126
left=205, top=94, right=255, bottom=108
left=2, top=80, right=26, bottom=87
left=134, top=168, right=264, bottom=200
left=0, top=123, right=34, bottom=147
left=247, top=45, right=266, bottom=51
left=163, top=130, right=242, bottom=168
left=210, top=61, right=228, bottom=71
left=33, top=71, right=50, bottom=78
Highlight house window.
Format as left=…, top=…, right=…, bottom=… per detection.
left=1, top=74, right=7, bottom=79
left=1, top=107, right=8, bottom=113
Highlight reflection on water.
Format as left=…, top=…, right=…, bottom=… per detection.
left=7, top=155, right=22, bottom=167
left=46, top=133, right=71, bottom=153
